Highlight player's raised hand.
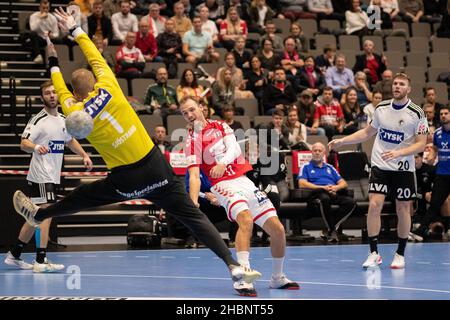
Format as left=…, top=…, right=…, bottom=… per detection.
left=54, top=7, right=77, bottom=32
left=328, top=138, right=344, bottom=151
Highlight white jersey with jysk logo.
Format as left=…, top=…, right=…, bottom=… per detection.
left=370, top=99, right=428, bottom=172
left=22, top=108, right=72, bottom=184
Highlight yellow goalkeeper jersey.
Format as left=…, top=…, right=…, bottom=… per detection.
left=51, top=29, right=154, bottom=169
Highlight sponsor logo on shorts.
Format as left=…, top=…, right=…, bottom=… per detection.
left=48, top=140, right=65, bottom=153
left=254, top=190, right=268, bottom=205
left=379, top=128, right=404, bottom=144
left=84, top=88, right=112, bottom=118
left=369, top=183, right=388, bottom=193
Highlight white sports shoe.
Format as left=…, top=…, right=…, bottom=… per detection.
left=408, top=231, right=423, bottom=242
left=230, top=265, right=261, bottom=283
left=362, top=252, right=382, bottom=268
left=33, top=258, right=65, bottom=273
left=4, top=251, right=33, bottom=270
left=13, top=190, right=40, bottom=227
left=390, top=253, right=405, bottom=269
left=33, top=54, right=43, bottom=64
left=233, top=280, right=257, bottom=297
left=270, top=274, right=300, bottom=290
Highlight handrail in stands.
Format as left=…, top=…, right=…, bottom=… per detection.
left=25, top=95, right=32, bottom=123
left=9, top=76, right=16, bottom=135
left=0, top=61, right=3, bottom=119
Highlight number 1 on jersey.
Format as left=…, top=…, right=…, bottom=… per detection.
left=99, top=111, right=124, bottom=133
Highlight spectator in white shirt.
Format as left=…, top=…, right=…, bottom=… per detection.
left=111, top=0, right=138, bottom=43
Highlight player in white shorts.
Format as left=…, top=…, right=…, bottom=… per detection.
left=4, top=81, right=93, bottom=273
left=180, top=97, right=299, bottom=296
left=329, top=73, right=428, bottom=269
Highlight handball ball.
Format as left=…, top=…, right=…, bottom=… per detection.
left=66, top=111, right=94, bottom=139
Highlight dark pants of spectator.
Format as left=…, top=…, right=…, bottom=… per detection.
left=29, top=32, right=62, bottom=59
left=322, top=124, right=341, bottom=142
left=317, top=12, right=345, bottom=23
left=282, top=10, right=317, bottom=22
left=399, top=12, right=442, bottom=25
left=419, top=175, right=450, bottom=232
left=307, top=189, right=357, bottom=233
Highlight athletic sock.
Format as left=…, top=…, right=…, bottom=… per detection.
left=36, top=248, right=47, bottom=264
left=236, top=251, right=250, bottom=268
left=396, top=238, right=408, bottom=256
left=10, top=239, right=27, bottom=259
left=369, top=236, right=378, bottom=254
left=272, top=257, right=285, bottom=279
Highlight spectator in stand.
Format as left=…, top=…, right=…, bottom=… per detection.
left=280, top=36, right=305, bottom=87
left=325, top=53, right=355, bottom=99
left=298, top=89, right=326, bottom=136
left=376, top=0, right=400, bottom=21
left=315, top=44, right=336, bottom=74
left=85, top=35, right=116, bottom=71
left=220, top=6, right=248, bottom=50
left=177, top=68, right=209, bottom=106
left=296, top=55, right=326, bottom=96
left=232, top=36, right=252, bottom=69
left=111, top=0, right=138, bottom=43
left=156, top=19, right=183, bottom=78
left=424, top=87, right=445, bottom=124
left=341, top=86, right=366, bottom=134
left=345, top=0, right=370, bottom=36
left=369, top=0, right=408, bottom=37
left=171, top=1, right=193, bottom=38
left=352, top=72, right=373, bottom=107
left=144, top=67, right=179, bottom=118
left=289, top=22, right=309, bottom=53
left=221, top=104, right=244, bottom=132
left=245, top=55, right=268, bottom=102
left=262, top=67, right=297, bottom=115
left=372, top=69, right=393, bottom=99
left=135, top=18, right=160, bottom=62
left=331, top=0, right=351, bottom=20
left=217, top=52, right=254, bottom=99
left=115, top=31, right=147, bottom=79
left=103, top=0, right=120, bottom=18
left=260, top=21, right=284, bottom=51
left=423, top=0, right=447, bottom=23
left=196, top=0, right=226, bottom=25
left=257, top=38, right=280, bottom=72
left=307, top=0, right=345, bottom=22
left=281, top=0, right=316, bottom=21
left=436, top=2, right=450, bottom=38
left=247, top=0, right=278, bottom=33
left=312, top=86, right=344, bottom=140
left=142, top=3, right=167, bottom=37
left=353, top=39, right=387, bottom=85
left=363, top=89, right=383, bottom=124
left=225, top=0, right=251, bottom=21
left=88, top=0, right=113, bottom=45
left=286, top=107, right=308, bottom=148
left=29, top=0, right=60, bottom=64
left=153, top=125, right=174, bottom=153
left=423, top=103, right=440, bottom=135
left=182, top=16, right=219, bottom=65
left=352, top=71, right=373, bottom=107
left=399, top=0, right=441, bottom=25
left=212, top=68, right=236, bottom=114
left=199, top=6, right=220, bottom=45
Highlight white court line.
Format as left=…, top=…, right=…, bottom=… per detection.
left=83, top=255, right=97, bottom=258
left=416, top=261, right=431, bottom=265
left=135, top=256, right=149, bottom=258
left=340, top=260, right=355, bottom=262
left=442, top=263, right=450, bottom=265
left=22, top=242, right=449, bottom=255
left=289, top=259, right=304, bottom=261
left=3, top=272, right=448, bottom=295
left=108, top=256, right=123, bottom=258
left=187, top=257, right=201, bottom=259
left=263, top=258, right=272, bottom=260
left=56, top=255, right=72, bottom=258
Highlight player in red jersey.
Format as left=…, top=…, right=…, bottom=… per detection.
left=181, top=97, right=299, bottom=296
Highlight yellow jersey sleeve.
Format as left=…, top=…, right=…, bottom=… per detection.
left=51, top=28, right=155, bottom=169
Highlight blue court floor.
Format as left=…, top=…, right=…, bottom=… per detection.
left=1, top=243, right=450, bottom=299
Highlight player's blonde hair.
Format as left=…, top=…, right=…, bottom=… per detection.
left=71, top=69, right=95, bottom=100
left=393, top=72, right=411, bottom=85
